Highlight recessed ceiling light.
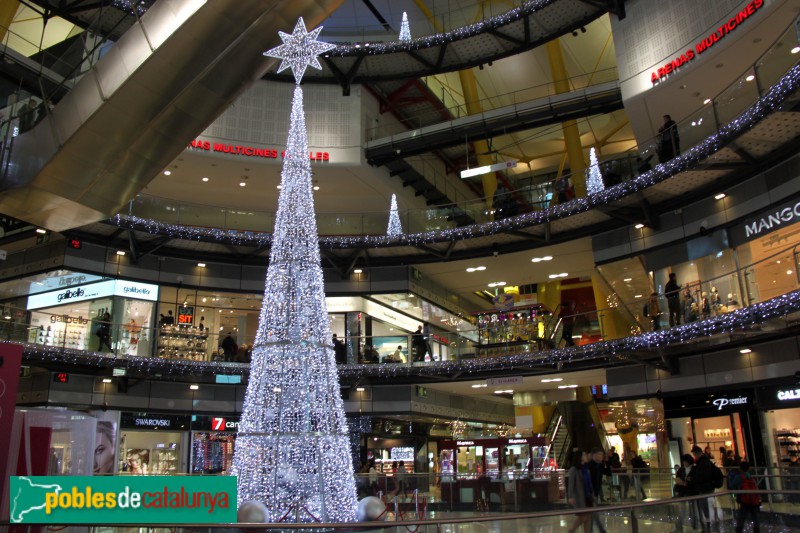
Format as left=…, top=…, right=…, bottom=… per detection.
left=739, top=348, right=752, bottom=354
left=703, top=98, right=712, bottom=104
left=494, top=389, right=513, bottom=394
left=35, top=228, right=47, bottom=234
left=714, top=193, right=726, bottom=200
left=745, top=74, right=755, bottom=81
left=634, top=223, right=645, bottom=229
left=466, top=266, right=486, bottom=272
left=189, top=384, right=199, bottom=390
left=353, top=269, right=363, bottom=274
left=201, top=177, right=209, bottom=182
left=488, top=281, right=506, bottom=287
left=163, top=170, right=171, bottom=176
left=197, top=263, right=206, bottom=268
left=116, top=250, right=125, bottom=256
left=277, top=185, right=282, bottom=189
left=313, top=186, right=320, bottom=191
left=623, top=278, right=632, bottom=282
left=548, top=273, right=568, bottom=279
left=356, top=387, right=365, bottom=392
left=788, top=270, right=794, bottom=275
left=239, top=181, right=246, bottom=187
left=558, top=384, right=579, bottom=389
left=793, top=46, right=800, bottom=54
left=541, top=378, right=563, bottom=383
left=532, top=256, right=553, bottom=263
left=102, top=378, right=112, bottom=383
left=635, top=294, right=643, bottom=298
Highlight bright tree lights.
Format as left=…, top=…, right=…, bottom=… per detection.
left=587, top=147, right=605, bottom=196
left=231, top=19, right=357, bottom=523
left=387, top=193, right=402, bottom=236
left=399, top=12, right=411, bottom=42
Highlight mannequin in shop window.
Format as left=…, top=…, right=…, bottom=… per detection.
left=710, top=287, right=721, bottom=314
left=726, top=293, right=739, bottom=311
left=700, top=292, right=711, bottom=319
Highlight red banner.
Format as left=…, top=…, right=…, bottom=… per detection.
left=0, top=344, right=23, bottom=508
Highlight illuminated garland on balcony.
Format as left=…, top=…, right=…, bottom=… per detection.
left=16, top=287, right=800, bottom=381
left=110, top=62, right=800, bottom=250
left=327, top=0, right=557, bottom=56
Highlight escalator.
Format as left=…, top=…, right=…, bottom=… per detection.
left=542, top=387, right=608, bottom=469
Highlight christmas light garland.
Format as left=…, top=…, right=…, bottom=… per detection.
left=327, top=0, right=557, bottom=56
left=15, top=287, right=800, bottom=381
left=110, top=62, right=800, bottom=250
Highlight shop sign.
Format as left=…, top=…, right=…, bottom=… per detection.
left=650, top=0, right=764, bottom=84
left=189, top=139, right=330, bottom=162
left=121, top=412, right=189, bottom=430
left=778, top=389, right=800, bottom=401
left=756, top=384, right=800, bottom=409
left=712, top=396, right=748, bottom=410
left=27, top=280, right=159, bottom=310
left=177, top=306, right=194, bottom=325
left=729, top=197, right=800, bottom=246
left=487, top=376, right=523, bottom=386
left=456, top=441, right=475, bottom=446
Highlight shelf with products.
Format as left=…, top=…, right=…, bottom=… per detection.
left=157, top=325, right=209, bottom=360
left=775, top=428, right=800, bottom=464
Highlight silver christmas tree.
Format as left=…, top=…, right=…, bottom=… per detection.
left=587, top=146, right=605, bottom=196
left=399, top=11, right=411, bottom=41
left=387, top=193, right=402, bottom=236
left=231, top=18, right=357, bottom=523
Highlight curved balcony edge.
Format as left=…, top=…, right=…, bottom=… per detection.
left=14, top=286, right=800, bottom=381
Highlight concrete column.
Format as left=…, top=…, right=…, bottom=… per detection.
left=546, top=39, right=587, bottom=199
left=0, top=1, right=19, bottom=43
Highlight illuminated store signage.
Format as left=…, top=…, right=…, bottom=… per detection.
left=27, top=280, right=159, bottom=310
left=178, top=306, right=194, bottom=325
left=729, top=197, right=800, bottom=246
left=651, top=0, right=764, bottom=84
left=189, top=139, right=330, bottom=162
left=121, top=412, right=189, bottom=430
left=778, top=389, right=800, bottom=401
left=712, top=396, right=748, bottom=410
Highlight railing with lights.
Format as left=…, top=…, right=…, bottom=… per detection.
left=113, top=17, right=800, bottom=239
left=4, top=239, right=800, bottom=371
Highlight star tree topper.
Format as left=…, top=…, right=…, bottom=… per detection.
left=264, top=17, right=336, bottom=84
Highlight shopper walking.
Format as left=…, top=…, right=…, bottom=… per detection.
left=96, top=312, right=113, bottom=352
left=647, top=292, right=661, bottom=331
left=658, top=114, right=680, bottom=162
left=673, top=454, right=695, bottom=531
left=559, top=302, right=576, bottom=347
left=687, top=446, right=715, bottom=533
left=665, top=272, right=681, bottom=327
left=566, top=450, right=592, bottom=533
left=729, top=461, right=761, bottom=533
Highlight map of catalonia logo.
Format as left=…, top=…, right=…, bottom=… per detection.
left=10, top=476, right=237, bottom=524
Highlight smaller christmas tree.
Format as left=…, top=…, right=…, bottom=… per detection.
left=587, top=147, right=605, bottom=196
left=399, top=12, right=411, bottom=42
left=387, top=193, right=402, bottom=236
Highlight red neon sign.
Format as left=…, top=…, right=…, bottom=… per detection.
left=650, top=0, right=763, bottom=84
left=189, top=139, right=330, bottom=161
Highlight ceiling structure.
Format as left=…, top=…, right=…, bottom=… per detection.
left=4, top=0, right=800, bottom=322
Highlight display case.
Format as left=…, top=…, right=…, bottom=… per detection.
left=192, top=432, right=235, bottom=474
left=151, top=446, right=180, bottom=474
left=774, top=428, right=800, bottom=464
left=157, top=324, right=209, bottom=360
